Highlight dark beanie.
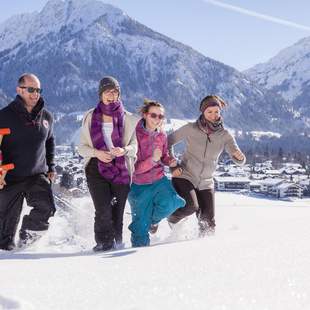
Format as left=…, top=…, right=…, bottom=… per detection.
left=98, top=76, right=120, bottom=97
left=199, top=95, right=224, bottom=113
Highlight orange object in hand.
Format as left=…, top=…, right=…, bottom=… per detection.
left=0, top=163, right=15, bottom=172
left=0, top=128, right=11, bottom=135
left=0, top=129, right=14, bottom=188
left=0, top=164, right=15, bottom=185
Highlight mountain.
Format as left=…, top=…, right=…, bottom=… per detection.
left=0, top=0, right=301, bottom=143
left=245, top=36, right=310, bottom=124
left=0, top=89, right=11, bottom=105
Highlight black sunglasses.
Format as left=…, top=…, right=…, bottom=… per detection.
left=20, top=86, right=43, bottom=94
left=147, top=112, right=165, bottom=120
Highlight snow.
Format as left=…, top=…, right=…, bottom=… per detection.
left=165, top=118, right=192, bottom=132
left=277, top=182, right=301, bottom=190
left=214, top=176, right=250, bottom=183
left=250, top=131, right=281, bottom=140
left=0, top=0, right=126, bottom=52
left=245, top=36, right=310, bottom=102
left=1, top=192, right=310, bottom=310
left=260, top=178, right=284, bottom=186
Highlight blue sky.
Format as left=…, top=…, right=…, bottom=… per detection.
left=1, top=0, right=309, bottom=70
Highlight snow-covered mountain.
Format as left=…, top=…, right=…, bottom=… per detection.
left=0, top=0, right=301, bottom=142
left=0, top=0, right=124, bottom=52
left=245, top=36, right=310, bottom=121
left=0, top=89, right=11, bottom=104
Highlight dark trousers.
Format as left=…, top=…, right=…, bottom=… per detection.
left=0, top=174, right=56, bottom=248
left=86, top=158, right=130, bottom=246
left=168, top=178, right=215, bottom=227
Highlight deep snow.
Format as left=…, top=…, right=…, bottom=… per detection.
left=1, top=192, right=310, bottom=310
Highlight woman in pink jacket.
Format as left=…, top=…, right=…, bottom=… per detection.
left=128, top=100, right=185, bottom=247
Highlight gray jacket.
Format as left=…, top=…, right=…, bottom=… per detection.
left=168, top=122, right=246, bottom=190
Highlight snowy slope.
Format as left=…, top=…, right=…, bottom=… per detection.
left=0, top=0, right=125, bottom=52
left=245, top=36, right=310, bottom=118
left=1, top=192, right=310, bottom=310
left=0, top=89, right=11, bottom=105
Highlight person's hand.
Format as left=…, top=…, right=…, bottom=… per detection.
left=0, top=178, right=6, bottom=190
left=95, top=149, right=113, bottom=163
left=172, top=167, right=182, bottom=177
left=232, top=150, right=245, bottom=161
left=153, top=148, right=162, bottom=162
left=110, top=147, right=126, bottom=157
left=169, top=158, right=177, bottom=167
left=0, top=170, right=6, bottom=189
left=47, top=172, right=57, bottom=183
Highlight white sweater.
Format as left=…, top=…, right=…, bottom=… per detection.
left=78, top=108, right=139, bottom=180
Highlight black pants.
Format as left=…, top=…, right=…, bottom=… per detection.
left=168, top=178, right=215, bottom=227
left=86, top=158, right=130, bottom=246
left=0, top=174, right=56, bottom=248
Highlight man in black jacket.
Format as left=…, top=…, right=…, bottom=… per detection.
left=0, top=73, right=56, bottom=251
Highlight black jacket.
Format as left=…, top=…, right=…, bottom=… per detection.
left=0, top=95, right=55, bottom=182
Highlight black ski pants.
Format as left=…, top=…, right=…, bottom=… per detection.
left=0, top=174, right=56, bottom=248
left=168, top=178, right=215, bottom=227
left=85, top=158, right=130, bottom=246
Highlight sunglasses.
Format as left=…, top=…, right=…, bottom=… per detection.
left=20, top=86, right=43, bottom=94
left=147, top=112, right=165, bottom=120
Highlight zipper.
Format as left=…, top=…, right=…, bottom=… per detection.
left=151, top=132, right=155, bottom=183
left=198, top=135, right=209, bottom=187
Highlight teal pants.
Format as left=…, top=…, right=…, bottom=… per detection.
left=128, top=176, right=185, bottom=247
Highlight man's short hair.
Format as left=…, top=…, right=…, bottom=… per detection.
left=18, top=73, right=39, bottom=86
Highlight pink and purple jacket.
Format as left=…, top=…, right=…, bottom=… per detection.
left=132, top=119, right=172, bottom=185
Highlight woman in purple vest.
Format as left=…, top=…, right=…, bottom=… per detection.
left=78, top=76, right=139, bottom=252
